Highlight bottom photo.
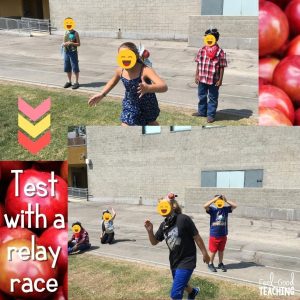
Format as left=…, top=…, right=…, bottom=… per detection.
left=67, top=126, right=299, bottom=300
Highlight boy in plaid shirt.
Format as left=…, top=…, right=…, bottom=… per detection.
left=195, top=28, right=227, bottom=123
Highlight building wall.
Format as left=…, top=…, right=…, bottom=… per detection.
left=86, top=127, right=300, bottom=220
left=49, top=0, right=201, bottom=40
left=0, top=0, right=23, bottom=17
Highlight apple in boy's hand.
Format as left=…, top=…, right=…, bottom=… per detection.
left=143, top=50, right=150, bottom=59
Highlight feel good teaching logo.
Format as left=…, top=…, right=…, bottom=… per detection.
left=18, top=98, right=51, bottom=154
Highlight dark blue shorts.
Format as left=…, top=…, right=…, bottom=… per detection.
left=171, top=269, right=194, bottom=299
left=64, top=50, right=80, bottom=73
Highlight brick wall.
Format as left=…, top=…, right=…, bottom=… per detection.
left=49, top=0, right=201, bottom=40
left=85, top=126, right=300, bottom=220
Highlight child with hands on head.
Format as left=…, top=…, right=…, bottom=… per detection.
left=88, top=42, right=168, bottom=126
left=145, top=193, right=210, bottom=300
left=204, top=195, right=237, bottom=272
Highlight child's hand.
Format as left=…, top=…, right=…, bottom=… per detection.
left=215, top=80, right=223, bottom=87
left=195, top=76, right=199, bottom=85
left=138, top=79, right=150, bottom=98
left=144, top=220, right=153, bottom=233
left=203, top=252, right=210, bottom=264
left=88, top=94, right=105, bottom=106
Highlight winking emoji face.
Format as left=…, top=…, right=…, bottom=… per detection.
left=117, top=49, right=137, bottom=69
left=157, top=199, right=172, bottom=217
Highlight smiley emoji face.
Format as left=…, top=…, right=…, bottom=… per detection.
left=64, top=18, right=76, bottom=31
left=204, top=34, right=216, bottom=47
left=117, top=49, right=137, bottom=69
left=72, top=224, right=81, bottom=233
left=157, top=199, right=172, bottom=217
left=215, top=198, right=225, bottom=209
left=103, top=212, right=112, bottom=221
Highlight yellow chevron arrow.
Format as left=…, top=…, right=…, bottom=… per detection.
left=18, top=113, right=51, bottom=139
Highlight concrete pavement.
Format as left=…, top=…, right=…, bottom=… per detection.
left=0, top=33, right=258, bottom=119
left=69, top=201, right=300, bottom=297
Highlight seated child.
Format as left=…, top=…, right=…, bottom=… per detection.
left=68, top=221, right=91, bottom=254
left=101, top=208, right=116, bottom=244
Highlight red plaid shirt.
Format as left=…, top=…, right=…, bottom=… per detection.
left=195, top=46, right=227, bottom=85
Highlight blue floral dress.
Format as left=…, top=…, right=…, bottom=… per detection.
left=120, top=66, right=160, bottom=126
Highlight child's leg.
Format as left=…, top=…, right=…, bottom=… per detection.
left=170, top=269, right=193, bottom=300
left=101, top=233, right=108, bottom=244
left=218, top=250, right=224, bottom=264
left=197, top=83, right=209, bottom=116
left=107, top=232, right=115, bottom=244
left=207, top=85, right=219, bottom=119
left=121, top=123, right=129, bottom=127
left=210, top=251, right=216, bottom=264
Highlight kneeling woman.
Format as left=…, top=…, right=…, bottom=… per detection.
left=145, top=196, right=210, bottom=300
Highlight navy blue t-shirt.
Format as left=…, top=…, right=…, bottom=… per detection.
left=207, top=206, right=232, bottom=237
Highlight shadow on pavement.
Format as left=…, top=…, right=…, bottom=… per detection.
left=216, top=109, right=254, bottom=120
left=80, top=82, right=107, bottom=88
left=226, top=261, right=264, bottom=270
left=112, top=239, right=137, bottom=244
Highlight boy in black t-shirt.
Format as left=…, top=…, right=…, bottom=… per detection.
left=145, top=196, right=210, bottom=300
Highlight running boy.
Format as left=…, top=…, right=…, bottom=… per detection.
left=204, top=195, right=237, bottom=272
left=145, top=196, right=210, bottom=300
left=195, top=28, right=227, bottom=123
left=101, top=208, right=116, bottom=244
left=63, top=17, right=80, bottom=89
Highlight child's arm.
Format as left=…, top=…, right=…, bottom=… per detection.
left=203, top=196, right=220, bottom=211
left=111, top=207, right=116, bottom=220
left=144, top=220, right=159, bottom=246
left=72, top=32, right=81, bottom=47
left=215, top=67, right=224, bottom=87
left=194, top=234, right=210, bottom=263
left=195, top=63, right=200, bottom=84
left=88, top=68, right=121, bottom=106
left=137, top=67, right=168, bottom=98
left=223, top=195, right=237, bottom=210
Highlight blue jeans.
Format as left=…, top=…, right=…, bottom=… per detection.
left=171, top=269, right=194, bottom=300
left=198, top=83, right=219, bottom=118
left=64, top=50, right=80, bottom=73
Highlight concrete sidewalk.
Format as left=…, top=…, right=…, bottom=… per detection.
left=0, top=33, right=258, bottom=119
left=69, top=201, right=300, bottom=296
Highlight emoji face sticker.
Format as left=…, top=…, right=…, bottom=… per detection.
left=103, top=212, right=112, bottom=221
left=117, top=49, right=137, bottom=69
left=215, top=198, right=225, bottom=209
left=72, top=224, right=81, bottom=233
left=64, top=18, right=76, bottom=31
left=157, top=199, right=172, bottom=217
left=204, top=34, right=216, bottom=47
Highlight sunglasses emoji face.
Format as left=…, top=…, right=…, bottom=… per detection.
left=103, top=212, right=112, bottom=221
left=157, top=199, right=172, bottom=217
left=117, top=49, right=137, bottom=69
left=72, top=224, right=81, bottom=233
left=64, top=18, right=76, bottom=31
left=204, top=34, right=216, bottom=47
left=215, top=198, right=225, bottom=209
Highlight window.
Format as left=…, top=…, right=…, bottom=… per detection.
left=171, top=126, right=192, bottom=132
left=142, top=126, right=161, bottom=135
left=201, top=169, right=263, bottom=188
left=223, top=0, right=258, bottom=16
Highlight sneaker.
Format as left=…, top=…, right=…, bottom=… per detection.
left=72, top=82, right=80, bottom=89
left=208, top=263, right=217, bottom=272
left=218, top=262, right=227, bottom=272
left=64, top=82, right=72, bottom=88
left=188, top=287, right=200, bottom=299
left=207, top=117, right=215, bottom=123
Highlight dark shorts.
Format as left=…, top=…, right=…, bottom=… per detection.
left=64, top=50, right=80, bottom=73
left=209, top=236, right=227, bottom=253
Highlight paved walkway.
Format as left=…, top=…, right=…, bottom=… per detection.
left=0, top=33, right=258, bottom=119
left=69, top=201, right=300, bottom=296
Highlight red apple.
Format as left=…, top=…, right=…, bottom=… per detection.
left=273, top=55, right=300, bottom=105
left=0, top=204, right=4, bottom=227
left=52, top=287, right=66, bottom=300
left=268, top=0, right=291, bottom=9
left=259, top=106, right=293, bottom=126
left=0, top=162, right=30, bottom=182
left=0, top=226, right=35, bottom=244
left=285, top=0, right=300, bottom=36
left=259, top=85, right=295, bottom=123
left=287, top=35, right=300, bottom=56
left=294, top=108, right=300, bottom=125
left=39, top=225, right=68, bottom=277
left=5, top=169, right=68, bottom=230
left=259, top=57, right=280, bottom=83
left=63, top=272, right=67, bottom=299
left=142, top=49, right=150, bottom=59
left=259, top=1, right=289, bottom=56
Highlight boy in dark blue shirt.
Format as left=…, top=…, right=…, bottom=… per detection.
left=204, top=195, right=237, bottom=272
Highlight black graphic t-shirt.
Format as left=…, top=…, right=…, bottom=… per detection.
left=155, top=214, right=198, bottom=270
